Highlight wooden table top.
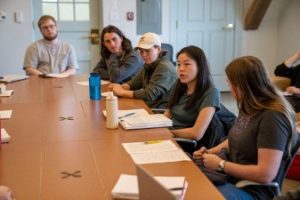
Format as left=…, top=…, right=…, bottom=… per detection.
left=0, top=75, right=224, bottom=200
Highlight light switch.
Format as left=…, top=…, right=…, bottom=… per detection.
left=14, top=11, right=23, bottom=23
left=0, top=11, right=6, bottom=22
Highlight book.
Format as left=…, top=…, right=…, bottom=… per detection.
left=1, top=128, right=11, bottom=143
left=103, top=109, right=173, bottom=129
left=102, top=109, right=149, bottom=118
left=111, top=174, right=187, bottom=200
left=0, top=74, right=28, bottom=83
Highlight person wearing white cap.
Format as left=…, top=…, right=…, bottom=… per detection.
left=109, top=32, right=177, bottom=108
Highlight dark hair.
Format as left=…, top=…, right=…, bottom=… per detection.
left=38, top=15, right=56, bottom=29
left=167, top=45, right=212, bottom=110
left=100, top=25, right=132, bottom=59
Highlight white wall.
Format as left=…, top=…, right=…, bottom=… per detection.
left=238, top=0, right=286, bottom=74
left=277, top=0, right=300, bottom=66
left=101, top=0, right=170, bottom=47
left=0, top=0, right=33, bottom=75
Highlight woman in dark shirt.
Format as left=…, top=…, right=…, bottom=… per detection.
left=93, top=25, right=143, bottom=83
left=194, top=56, right=298, bottom=200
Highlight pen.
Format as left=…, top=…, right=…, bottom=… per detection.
left=144, top=140, right=163, bottom=144
left=169, top=187, right=184, bottom=191
left=118, top=112, right=135, bottom=119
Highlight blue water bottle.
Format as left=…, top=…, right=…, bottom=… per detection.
left=89, top=73, right=101, bottom=100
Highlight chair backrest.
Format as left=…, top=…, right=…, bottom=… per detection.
left=136, top=164, right=178, bottom=200
left=161, top=43, right=175, bottom=65
left=277, top=133, right=300, bottom=191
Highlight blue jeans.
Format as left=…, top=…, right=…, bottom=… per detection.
left=217, top=183, right=254, bottom=200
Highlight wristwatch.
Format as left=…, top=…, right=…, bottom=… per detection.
left=217, top=160, right=226, bottom=172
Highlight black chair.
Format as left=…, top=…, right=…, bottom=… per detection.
left=175, top=103, right=236, bottom=155
left=161, top=43, right=176, bottom=65
left=236, top=133, right=300, bottom=197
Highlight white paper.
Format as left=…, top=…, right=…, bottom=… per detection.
left=46, top=73, right=69, bottom=78
left=103, top=109, right=149, bottom=119
left=122, top=140, right=191, bottom=164
left=111, top=174, right=139, bottom=199
left=0, top=74, right=28, bottom=83
left=122, top=114, right=172, bottom=126
left=76, top=81, right=89, bottom=86
left=115, top=112, right=172, bottom=130
left=0, top=110, right=12, bottom=119
left=0, top=90, right=14, bottom=97
left=130, top=150, right=191, bottom=164
left=1, top=128, right=11, bottom=143
left=76, top=80, right=110, bottom=86
left=122, top=140, right=178, bottom=154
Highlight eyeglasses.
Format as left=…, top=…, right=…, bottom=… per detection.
left=41, top=24, right=56, bottom=31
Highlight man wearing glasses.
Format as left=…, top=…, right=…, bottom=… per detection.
left=23, top=15, right=78, bottom=77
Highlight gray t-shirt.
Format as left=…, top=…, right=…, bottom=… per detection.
left=23, top=39, right=78, bottom=74
left=228, top=110, right=294, bottom=199
left=170, top=86, right=220, bottom=129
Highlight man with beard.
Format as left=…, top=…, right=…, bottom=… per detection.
left=23, top=15, right=78, bottom=76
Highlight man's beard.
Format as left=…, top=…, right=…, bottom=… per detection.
left=44, top=33, right=58, bottom=41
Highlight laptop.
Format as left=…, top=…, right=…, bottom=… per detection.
left=0, top=74, right=28, bottom=83
left=136, top=164, right=184, bottom=200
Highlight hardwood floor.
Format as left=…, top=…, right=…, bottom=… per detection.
left=221, top=92, right=300, bottom=194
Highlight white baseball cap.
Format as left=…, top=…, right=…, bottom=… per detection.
left=136, top=32, right=161, bottom=49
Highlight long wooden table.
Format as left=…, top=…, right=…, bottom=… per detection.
left=0, top=75, right=224, bottom=200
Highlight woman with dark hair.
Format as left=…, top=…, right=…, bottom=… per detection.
left=164, top=45, right=223, bottom=147
left=193, top=56, right=298, bottom=200
left=93, top=25, right=143, bottom=83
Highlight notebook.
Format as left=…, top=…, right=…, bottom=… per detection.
left=136, top=164, right=187, bottom=200
left=111, top=163, right=188, bottom=200
left=0, top=74, right=28, bottom=83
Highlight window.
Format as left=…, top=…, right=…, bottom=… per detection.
left=42, top=0, right=90, bottom=21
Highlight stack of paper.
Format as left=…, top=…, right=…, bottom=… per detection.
left=103, top=109, right=172, bottom=129
left=0, top=110, right=13, bottom=119
left=120, top=113, right=172, bottom=129
left=0, top=90, right=14, bottom=97
left=103, top=109, right=149, bottom=119
left=122, top=140, right=191, bottom=164
left=0, top=74, right=28, bottom=83
left=1, top=128, right=11, bottom=143
left=111, top=174, right=187, bottom=200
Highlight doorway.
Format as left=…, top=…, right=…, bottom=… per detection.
left=170, top=0, right=237, bottom=91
